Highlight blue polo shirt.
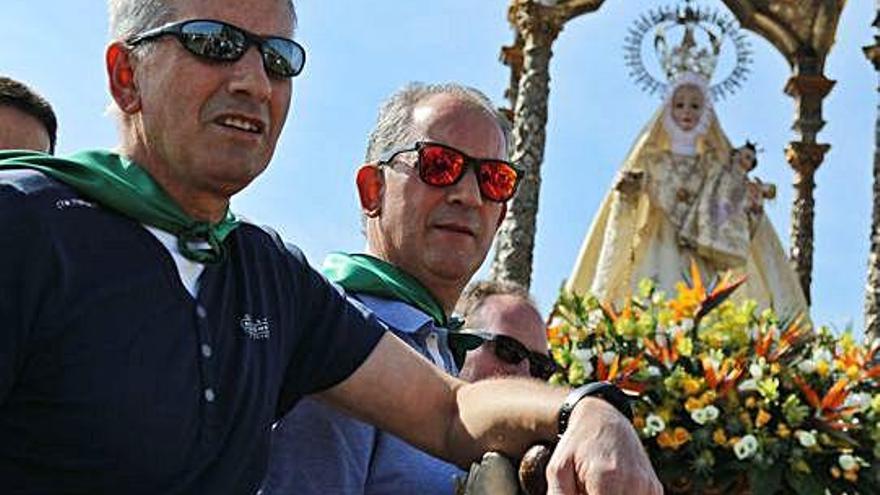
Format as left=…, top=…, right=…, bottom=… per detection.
left=0, top=170, right=386, bottom=494
left=263, top=293, right=464, bottom=494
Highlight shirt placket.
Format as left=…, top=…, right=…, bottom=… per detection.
left=194, top=298, right=220, bottom=446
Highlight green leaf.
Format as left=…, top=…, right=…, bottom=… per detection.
left=748, top=465, right=783, bottom=495
left=785, top=471, right=825, bottom=495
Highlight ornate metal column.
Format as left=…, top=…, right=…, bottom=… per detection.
left=784, top=57, right=835, bottom=305
left=863, top=7, right=880, bottom=339
left=490, top=0, right=605, bottom=289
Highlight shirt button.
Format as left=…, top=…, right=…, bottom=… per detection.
left=196, top=305, right=208, bottom=319
left=204, top=388, right=216, bottom=402
left=201, top=344, right=213, bottom=358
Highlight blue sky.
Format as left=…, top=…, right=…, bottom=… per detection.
left=2, top=1, right=875, bottom=334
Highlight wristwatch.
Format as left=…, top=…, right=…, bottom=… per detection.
left=558, top=381, right=634, bottom=437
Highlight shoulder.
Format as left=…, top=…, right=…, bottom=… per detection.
left=0, top=168, right=75, bottom=202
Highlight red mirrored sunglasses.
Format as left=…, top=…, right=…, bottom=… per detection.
left=378, top=141, right=522, bottom=202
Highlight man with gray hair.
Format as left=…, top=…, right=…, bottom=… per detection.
left=0, top=1, right=661, bottom=494
left=263, top=82, right=522, bottom=494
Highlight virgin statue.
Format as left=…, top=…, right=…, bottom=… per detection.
left=566, top=71, right=808, bottom=317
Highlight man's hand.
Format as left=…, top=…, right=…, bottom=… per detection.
left=545, top=397, right=661, bottom=495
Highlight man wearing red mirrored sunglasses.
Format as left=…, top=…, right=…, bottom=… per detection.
left=263, top=83, right=657, bottom=495
left=263, top=82, right=514, bottom=495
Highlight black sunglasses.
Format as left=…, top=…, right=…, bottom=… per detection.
left=449, top=329, right=557, bottom=380
left=126, top=19, right=306, bottom=79
left=379, top=141, right=522, bottom=203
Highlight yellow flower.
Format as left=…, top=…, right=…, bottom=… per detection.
left=685, top=397, right=703, bottom=412
left=677, top=337, right=694, bottom=357
left=713, top=428, right=727, bottom=445
left=816, top=360, right=830, bottom=378
left=745, top=397, right=757, bottom=409
left=756, top=409, right=772, bottom=428
left=846, top=365, right=860, bottom=380
left=830, top=466, right=842, bottom=479
left=681, top=377, right=702, bottom=396
left=776, top=423, right=791, bottom=439
left=770, top=363, right=781, bottom=375
left=701, top=390, right=716, bottom=404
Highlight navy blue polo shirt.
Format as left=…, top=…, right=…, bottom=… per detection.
left=0, top=170, right=386, bottom=493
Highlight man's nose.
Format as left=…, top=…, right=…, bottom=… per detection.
left=446, top=166, right=482, bottom=207
left=227, top=47, right=272, bottom=102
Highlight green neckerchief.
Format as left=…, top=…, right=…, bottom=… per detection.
left=0, top=149, right=239, bottom=263
left=322, top=252, right=462, bottom=329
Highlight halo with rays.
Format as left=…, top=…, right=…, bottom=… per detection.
left=623, top=1, right=752, bottom=101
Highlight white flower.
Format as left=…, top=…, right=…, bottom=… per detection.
left=587, top=309, right=604, bottom=328
left=812, top=348, right=833, bottom=364
left=703, top=405, right=719, bottom=421
left=691, top=408, right=709, bottom=425
left=643, top=414, right=666, bottom=437
left=795, top=430, right=817, bottom=448
left=571, top=348, right=595, bottom=377
left=737, top=379, right=758, bottom=392
left=734, top=434, right=759, bottom=460
left=749, top=363, right=764, bottom=379
left=844, top=392, right=872, bottom=412
left=838, top=454, right=857, bottom=471
left=651, top=291, right=666, bottom=305
left=571, top=347, right=594, bottom=363
left=647, top=366, right=661, bottom=377
left=707, top=349, right=724, bottom=368
left=601, top=351, right=616, bottom=365
left=690, top=405, right=720, bottom=425
left=680, top=319, right=695, bottom=332
left=797, top=359, right=817, bottom=374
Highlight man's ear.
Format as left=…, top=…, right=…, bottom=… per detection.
left=107, top=42, right=141, bottom=114
left=356, top=164, right=384, bottom=217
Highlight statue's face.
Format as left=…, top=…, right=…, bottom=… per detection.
left=670, top=84, right=704, bottom=132
left=733, top=146, right=757, bottom=171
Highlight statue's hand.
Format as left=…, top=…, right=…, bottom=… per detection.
left=615, top=170, right=645, bottom=196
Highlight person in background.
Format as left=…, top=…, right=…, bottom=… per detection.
left=0, top=75, right=57, bottom=153
left=454, top=279, right=555, bottom=383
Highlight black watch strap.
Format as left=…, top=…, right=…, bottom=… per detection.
left=557, top=381, right=634, bottom=437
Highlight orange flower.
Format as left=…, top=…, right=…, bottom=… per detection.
left=685, top=397, right=703, bottom=412
left=546, top=324, right=568, bottom=347
left=713, top=428, right=728, bottom=445
left=776, top=423, right=791, bottom=439
left=756, top=409, right=772, bottom=428
left=633, top=416, right=646, bottom=430
left=657, top=427, right=691, bottom=450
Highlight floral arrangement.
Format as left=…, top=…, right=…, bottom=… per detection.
left=549, top=263, right=880, bottom=494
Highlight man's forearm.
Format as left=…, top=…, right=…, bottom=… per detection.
left=442, top=377, right=566, bottom=466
